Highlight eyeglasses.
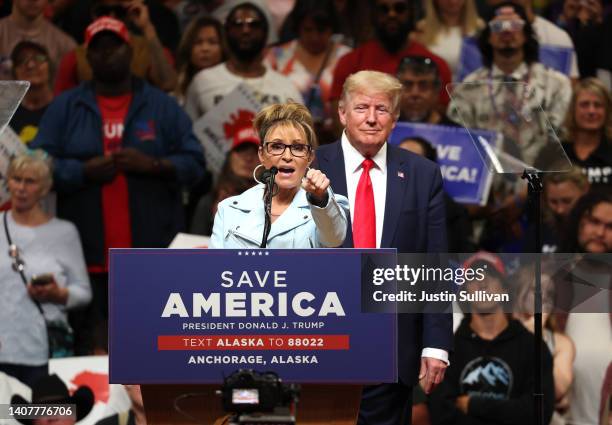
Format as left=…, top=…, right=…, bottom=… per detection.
left=488, top=19, right=525, bottom=33
left=228, top=17, right=265, bottom=30
left=377, top=2, right=408, bottom=15
left=8, top=244, right=25, bottom=273
left=264, top=142, right=312, bottom=157
left=397, top=55, right=438, bottom=76
left=92, top=4, right=127, bottom=19
left=14, top=54, right=48, bottom=68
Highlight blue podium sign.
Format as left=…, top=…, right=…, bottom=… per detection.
left=109, top=249, right=398, bottom=384
left=390, top=122, right=494, bottom=205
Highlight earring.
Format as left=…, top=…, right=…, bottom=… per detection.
left=253, top=164, right=266, bottom=185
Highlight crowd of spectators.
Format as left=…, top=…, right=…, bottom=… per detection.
left=0, top=0, right=610, bottom=424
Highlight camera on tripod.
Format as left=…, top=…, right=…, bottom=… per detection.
left=219, top=369, right=300, bottom=424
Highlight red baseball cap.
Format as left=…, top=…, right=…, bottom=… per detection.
left=85, top=16, right=130, bottom=46
left=462, top=251, right=506, bottom=277
left=232, top=127, right=260, bottom=149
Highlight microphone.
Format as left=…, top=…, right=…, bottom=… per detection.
left=260, top=166, right=278, bottom=248
left=260, top=166, right=278, bottom=184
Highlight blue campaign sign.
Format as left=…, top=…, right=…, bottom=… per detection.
left=109, top=249, right=398, bottom=384
left=458, top=37, right=573, bottom=81
left=390, top=122, right=494, bottom=205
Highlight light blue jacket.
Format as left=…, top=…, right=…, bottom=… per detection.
left=210, top=184, right=349, bottom=248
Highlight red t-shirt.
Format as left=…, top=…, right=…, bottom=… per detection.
left=329, top=40, right=452, bottom=105
left=92, top=93, right=133, bottom=272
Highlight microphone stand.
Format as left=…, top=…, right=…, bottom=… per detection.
left=260, top=167, right=278, bottom=248
left=522, top=168, right=544, bottom=425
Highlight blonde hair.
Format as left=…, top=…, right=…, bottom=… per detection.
left=253, top=101, right=318, bottom=148
left=416, top=0, right=484, bottom=46
left=544, top=167, right=589, bottom=192
left=564, top=77, right=612, bottom=140
left=7, top=150, right=53, bottom=194
left=340, top=70, right=403, bottom=118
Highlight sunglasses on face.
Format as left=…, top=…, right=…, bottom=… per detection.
left=399, top=55, right=437, bottom=69
left=14, top=54, right=48, bottom=67
left=377, top=2, right=408, bottom=15
left=397, top=55, right=439, bottom=78
left=228, top=17, right=264, bottom=30
left=488, top=19, right=525, bottom=33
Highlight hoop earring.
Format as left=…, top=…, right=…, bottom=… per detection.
left=253, top=164, right=266, bottom=184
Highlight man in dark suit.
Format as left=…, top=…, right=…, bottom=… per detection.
left=316, top=70, right=453, bottom=425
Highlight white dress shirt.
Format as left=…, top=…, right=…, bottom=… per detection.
left=341, top=132, right=449, bottom=365
left=341, top=132, right=387, bottom=248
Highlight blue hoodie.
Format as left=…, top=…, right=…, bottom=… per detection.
left=31, top=78, right=205, bottom=266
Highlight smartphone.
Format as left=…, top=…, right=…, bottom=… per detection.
left=31, top=273, right=54, bottom=286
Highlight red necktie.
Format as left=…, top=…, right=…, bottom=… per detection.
left=353, top=158, right=376, bottom=248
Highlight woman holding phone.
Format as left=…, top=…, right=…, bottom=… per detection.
left=0, top=151, right=91, bottom=387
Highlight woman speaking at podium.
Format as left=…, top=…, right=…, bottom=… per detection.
left=210, top=102, right=349, bottom=248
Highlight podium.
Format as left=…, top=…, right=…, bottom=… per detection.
left=108, top=249, right=398, bottom=424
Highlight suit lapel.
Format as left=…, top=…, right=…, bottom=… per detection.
left=318, top=142, right=353, bottom=247
left=381, top=146, right=407, bottom=248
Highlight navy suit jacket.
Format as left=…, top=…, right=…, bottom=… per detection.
left=316, top=141, right=453, bottom=384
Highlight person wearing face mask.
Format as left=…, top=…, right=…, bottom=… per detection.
left=184, top=2, right=302, bottom=121
left=210, top=101, right=348, bottom=248
left=31, top=16, right=205, bottom=354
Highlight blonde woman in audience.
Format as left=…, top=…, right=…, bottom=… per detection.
left=561, top=77, right=612, bottom=190
left=0, top=151, right=91, bottom=388
left=412, top=0, right=483, bottom=79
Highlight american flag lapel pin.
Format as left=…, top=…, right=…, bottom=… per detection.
left=397, top=171, right=405, bottom=179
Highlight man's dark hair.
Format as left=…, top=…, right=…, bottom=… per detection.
left=397, top=55, right=441, bottom=86
left=400, top=136, right=438, bottom=162
left=478, top=1, right=539, bottom=68
left=559, top=190, right=612, bottom=252
left=279, top=0, right=340, bottom=43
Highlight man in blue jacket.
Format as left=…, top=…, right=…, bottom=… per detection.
left=31, top=16, right=205, bottom=353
